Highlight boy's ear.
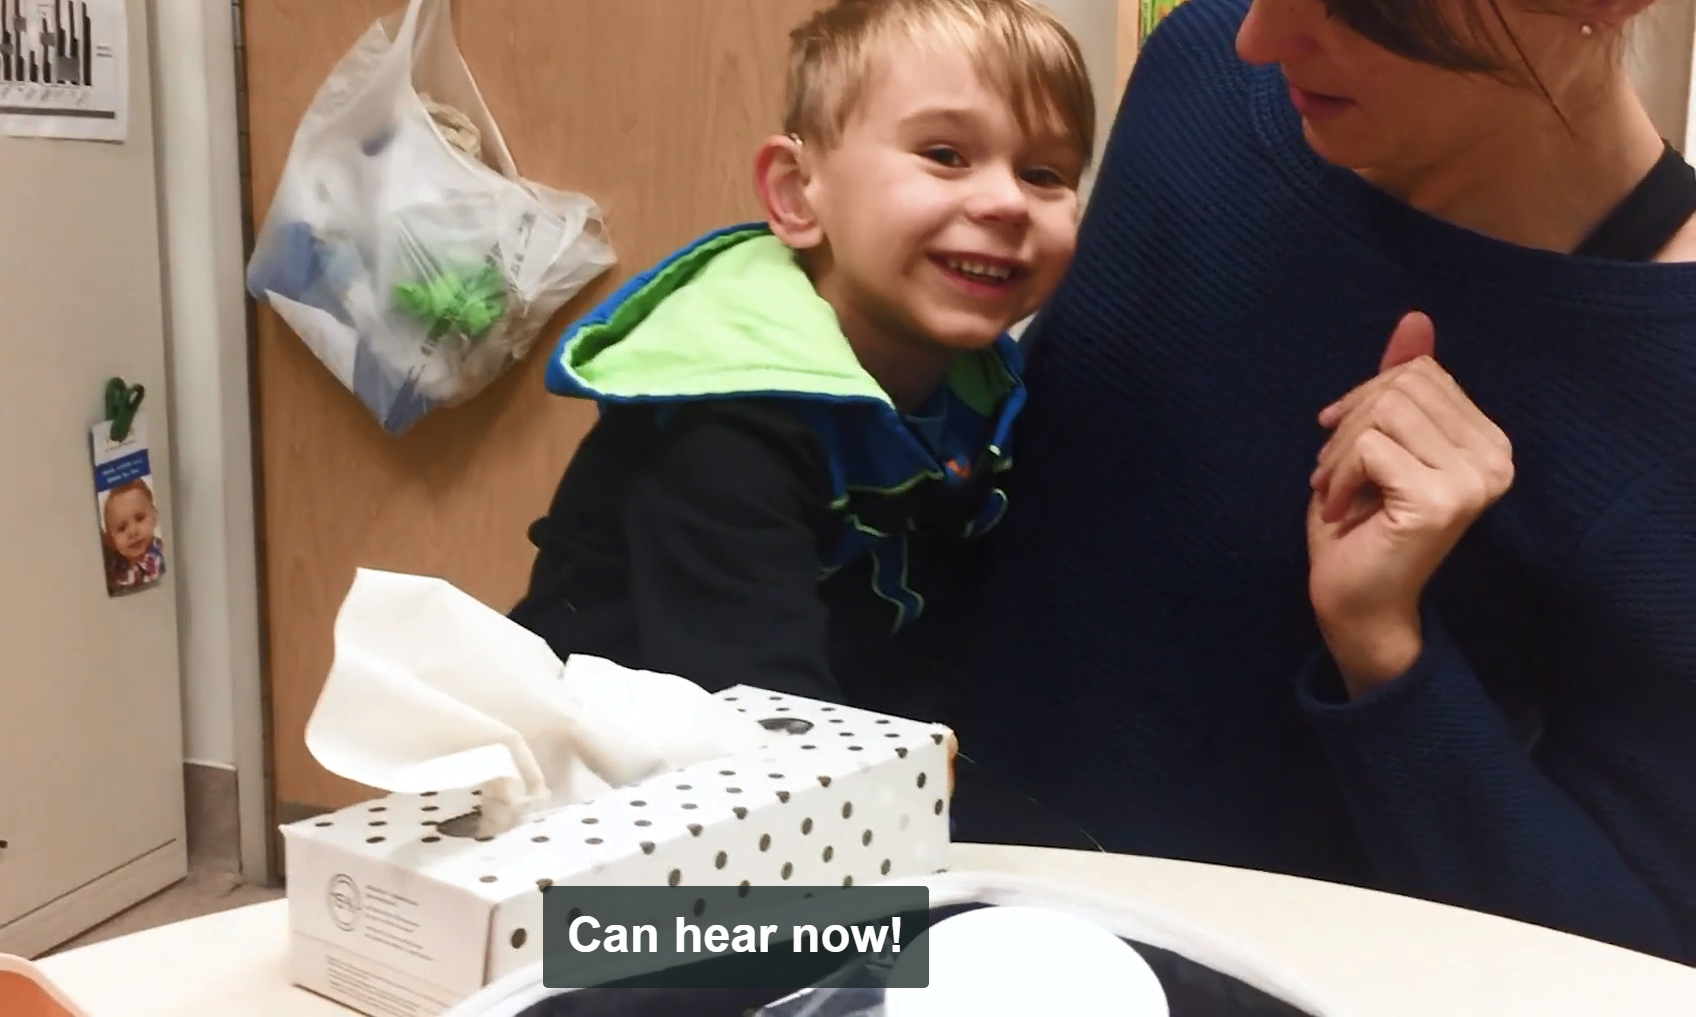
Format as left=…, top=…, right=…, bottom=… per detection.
left=753, top=134, right=824, bottom=249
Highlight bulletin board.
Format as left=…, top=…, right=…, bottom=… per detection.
left=242, top=0, right=829, bottom=821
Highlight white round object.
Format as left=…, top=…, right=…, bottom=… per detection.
left=883, top=905, right=1169, bottom=1017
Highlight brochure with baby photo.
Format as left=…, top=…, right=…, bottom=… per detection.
left=89, top=413, right=167, bottom=598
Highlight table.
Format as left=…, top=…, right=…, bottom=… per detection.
left=34, top=844, right=1696, bottom=1016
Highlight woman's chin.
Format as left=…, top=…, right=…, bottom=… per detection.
left=1299, top=120, right=1378, bottom=173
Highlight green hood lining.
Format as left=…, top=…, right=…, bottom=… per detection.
left=555, top=228, right=1016, bottom=414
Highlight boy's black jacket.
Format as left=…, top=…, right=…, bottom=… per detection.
left=507, top=224, right=1026, bottom=730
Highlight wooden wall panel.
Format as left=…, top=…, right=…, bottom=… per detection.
left=242, top=0, right=825, bottom=814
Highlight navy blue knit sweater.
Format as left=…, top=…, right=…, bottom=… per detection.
left=961, top=0, right=1696, bottom=962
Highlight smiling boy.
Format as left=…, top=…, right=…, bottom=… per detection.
left=510, top=0, right=1094, bottom=725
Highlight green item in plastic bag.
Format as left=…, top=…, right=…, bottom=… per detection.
left=393, top=262, right=507, bottom=347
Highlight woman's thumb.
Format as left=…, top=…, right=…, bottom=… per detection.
left=1380, top=311, right=1436, bottom=373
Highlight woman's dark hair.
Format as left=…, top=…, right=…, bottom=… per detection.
left=1321, top=0, right=1567, bottom=103
left=1322, top=0, right=1567, bottom=69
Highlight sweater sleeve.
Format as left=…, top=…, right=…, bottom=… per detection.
left=1293, top=450, right=1696, bottom=962
left=622, top=403, right=845, bottom=705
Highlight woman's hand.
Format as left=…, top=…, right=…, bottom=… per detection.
left=1306, top=312, right=1515, bottom=696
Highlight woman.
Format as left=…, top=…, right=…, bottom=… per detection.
left=957, top=0, right=1696, bottom=962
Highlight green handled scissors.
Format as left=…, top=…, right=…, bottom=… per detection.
left=104, top=377, right=146, bottom=443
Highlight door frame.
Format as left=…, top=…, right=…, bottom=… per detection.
left=153, top=0, right=274, bottom=886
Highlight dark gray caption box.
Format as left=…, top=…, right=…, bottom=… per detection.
left=542, top=885, right=931, bottom=990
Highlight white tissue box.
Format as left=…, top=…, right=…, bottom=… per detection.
left=282, top=686, right=955, bottom=1017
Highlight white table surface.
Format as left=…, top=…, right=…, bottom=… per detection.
left=34, top=843, right=1696, bottom=1016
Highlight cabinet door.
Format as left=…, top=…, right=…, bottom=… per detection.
left=0, top=0, right=188, bottom=957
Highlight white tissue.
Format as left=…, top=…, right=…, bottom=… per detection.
left=305, top=567, right=771, bottom=836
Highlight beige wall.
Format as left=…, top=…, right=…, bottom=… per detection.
left=0, top=0, right=193, bottom=950
left=1629, top=0, right=1696, bottom=150
left=1035, top=0, right=1122, bottom=193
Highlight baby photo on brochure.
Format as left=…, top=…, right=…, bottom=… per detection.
left=90, top=413, right=167, bottom=598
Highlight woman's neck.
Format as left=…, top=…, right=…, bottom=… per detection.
left=1359, top=72, right=1667, bottom=254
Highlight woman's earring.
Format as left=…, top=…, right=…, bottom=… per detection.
left=1580, top=22, right=1595, bottom=35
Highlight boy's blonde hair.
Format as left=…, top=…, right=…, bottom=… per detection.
left=783, top=0, right=1096, bottom=167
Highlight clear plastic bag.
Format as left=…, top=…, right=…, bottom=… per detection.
left=245, top=0, right=615, bottom=435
